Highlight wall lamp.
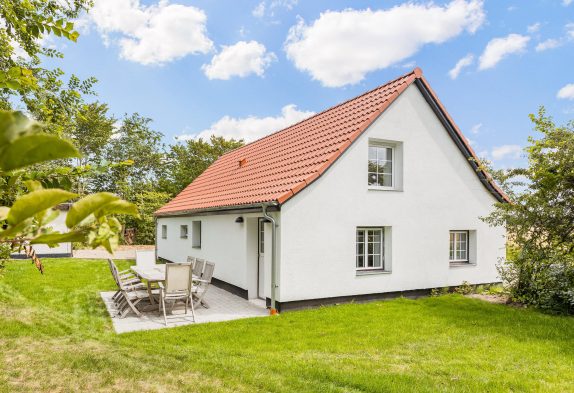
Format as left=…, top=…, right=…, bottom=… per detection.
left=235, top=216, right=244, bottom=223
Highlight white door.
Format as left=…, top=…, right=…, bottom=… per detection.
left=258, top=219, right=265, bottom=299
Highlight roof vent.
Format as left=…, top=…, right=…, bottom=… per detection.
left=239, top=158, right=247, bottom=168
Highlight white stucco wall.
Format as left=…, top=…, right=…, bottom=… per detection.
left=278, top=84, right=506, bottom=302
left=156, top=212, right=279, bottom=299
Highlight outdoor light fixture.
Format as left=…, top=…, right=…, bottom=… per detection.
left=235, top=217, right=244, bottom=223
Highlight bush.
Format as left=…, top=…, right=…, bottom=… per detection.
left=455, top=281, right=473, bottom=295
left=499, top=250, right=574, bottom=314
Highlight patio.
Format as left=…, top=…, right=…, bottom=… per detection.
left=101, top=286, right=268, bottom=333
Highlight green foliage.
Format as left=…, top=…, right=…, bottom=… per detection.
left=455, top=281, right=473, bottom=295
left=160, top=135, right=244, bottom=196
left=483, top=108, right=574, bottom=314
left=121, top=190, right=171, bottom=244
left=0, top=110, right=139, bottom=260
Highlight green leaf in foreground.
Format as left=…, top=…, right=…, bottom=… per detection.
left=7, top=189, right=77, bottom=225
left=96, top=200, right=139, bottom=218
left=31, top=231, right=87, bottom=246
left=0, top=134, right=80, bottom=171
left=66, top=192, right=119, bottom=228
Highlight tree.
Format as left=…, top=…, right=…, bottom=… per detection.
left=483, top=108, right=574, bottom=314
left=160, top=136, right=244, bottom=196
left=92, top=113, right=164, bottom=196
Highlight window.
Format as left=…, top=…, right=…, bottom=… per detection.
left=356, top=228, right=384, bottom=270
left=450, top=231, right=469, bottom=263
left=180, top=225, right=188, bottom=239
left=161, top=225, right=167, bottom=239
left=368, top=144, right=393, bottom=188
left=259, top=220, right=265, bottom=254
left=192, top=221, right=201, bottom=248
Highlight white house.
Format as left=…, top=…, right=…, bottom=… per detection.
left=155, top=68, right=508, bottom=312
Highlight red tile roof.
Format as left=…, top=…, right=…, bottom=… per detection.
left=156, top=68, right=508, bottom=216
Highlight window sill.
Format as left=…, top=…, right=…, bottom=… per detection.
left=356, top=269, right=391, bottom=276
left=368, top=186, right=401, bottom=192
left=449, top=262, right=476, bottom=268
left=192, top=246, right=201, bottom=249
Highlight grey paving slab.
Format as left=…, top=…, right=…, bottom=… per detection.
left=101, top=286, right=268, bottom=333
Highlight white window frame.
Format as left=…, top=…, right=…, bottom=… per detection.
left=180, top=225, right=188, bottom=239
left=449, top=230, right=469, bottom=263
left=161, top=225, right=167, bottom=239
left=356, top=227, right=385, bottom=271
left=368, top=143, right=395, bottom=190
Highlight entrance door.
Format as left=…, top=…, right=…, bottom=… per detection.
left=257, top=218, right=265, bottom=299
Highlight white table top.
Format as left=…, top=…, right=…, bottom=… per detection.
left=131, top=264, right=166, bottom=282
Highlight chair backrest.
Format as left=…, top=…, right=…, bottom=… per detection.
left=164, top=263, right=193, bottom=294
left=192, top=258, right=205, bottom=278
left=201, top=262, right=215, bottom=283
left=135, top=250, right=156, bottom=268
left=108, top=259, right=121, bottom=288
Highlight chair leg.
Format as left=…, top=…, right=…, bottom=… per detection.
left=161, top=297, right=168, bottom=326
left=122, top=292, right=142, bottom=317
left=190, top=295, right=195, bottom=323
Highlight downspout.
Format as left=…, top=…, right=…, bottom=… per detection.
left=262, top=203, right=278, bottom=315
left=154, top=216, right=158, bottom=262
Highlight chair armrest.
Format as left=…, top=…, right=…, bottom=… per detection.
left=194, top=278, right=211, bottom=284
left=158, top=282, right=164, bottom=289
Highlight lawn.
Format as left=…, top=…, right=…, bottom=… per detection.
left=0, top=259, right=573, bottom=392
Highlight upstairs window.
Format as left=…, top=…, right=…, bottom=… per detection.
left=180, top=225, right=188, bottom=239
left=450, top=231, right=469, bottom=263
left=368, top=144, right=394, bottom=188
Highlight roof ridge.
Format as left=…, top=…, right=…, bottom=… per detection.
left=217, top=68, right=420, bottom=160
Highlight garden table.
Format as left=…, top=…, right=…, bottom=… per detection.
left=131, top=264, right=166, bottom=304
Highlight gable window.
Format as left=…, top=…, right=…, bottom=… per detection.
left=449, top=231, right=469, bottom=263
left=368, top=144, right=394, bottom=188
left=356, top=228, right=385, bottom=271
left=192, top=221, right=201, bottom=248
left=161, top=225, right=167, bottom=239
left=180, top=225, right=188, bottom=239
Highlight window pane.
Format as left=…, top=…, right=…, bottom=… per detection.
left=357, top=255, right=364, bottom=268
left=379, top=161, right=392, bottom=175
left=368, top=173, right=377, bottom=186
left=369, top=146, right=377, bottom=160
left=368, top=255, right=374, bottom=267
left=368, top=160, right=378, bottom=172
left=373, top=254, right=381, bottom=267
left=378, top=174, right=393, bottom=187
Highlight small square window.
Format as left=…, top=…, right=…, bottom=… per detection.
left=180, top=225, right=188, bottom=239
left=161, top=225, right=167, bottom=239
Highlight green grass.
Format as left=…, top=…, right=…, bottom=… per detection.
left=1, top=259, right=573, bottom=392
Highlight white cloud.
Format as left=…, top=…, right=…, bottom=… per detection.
left=567, top=23, right=574, bottom=39
left=252, top=2, right=265, bottom=18
left=180, top=105, right=315, bottom=142
left=88, top=0, right=213, bottom=65
left=557, top=83, right=574, bottom=100
left=202, top=41, right=276, bottom=80
left=478, top=34, right=530, bottom=70
left=448, top=54, right=474, bottom=79
left=284, top=0, right=485, bottom=87
left=253, top=0, right=297, bottom=19
left=491, top=145, right=522, bottom=160
left=535, top=38, right=561, bottom=52
left=527, top=23, right=541, bottom=34
left=470, top=123, right=482, bottom=134
left=563, top=0, right=573, bottom=6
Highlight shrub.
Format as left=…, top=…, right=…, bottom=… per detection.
left=455, top=281, right=473, bottom=295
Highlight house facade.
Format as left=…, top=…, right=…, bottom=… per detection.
left=155, top=68, right=508, bottom=311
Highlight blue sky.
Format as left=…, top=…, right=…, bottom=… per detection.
left=45, top=0, right=574, bottom=169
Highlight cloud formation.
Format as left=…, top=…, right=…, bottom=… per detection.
left=89, top=0, right=213, bottom=65
left=448, top=54, right=474, bottom=79
left=557, top=83, right=574, bottom=100
left=478, top=34, right=530, bottom=70
left=180, top=105, right=315, bottom=142
left=491, top=144, right=522, bottom=160
left=202, top=41, right=276, bottom=80
left=284, top=0, right=485, bottom=87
